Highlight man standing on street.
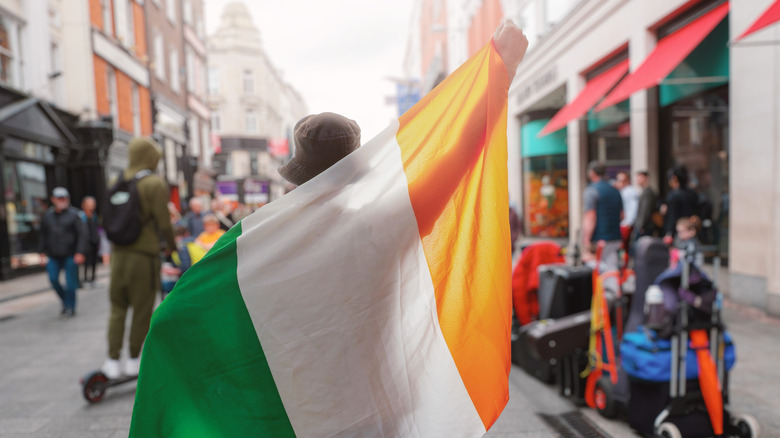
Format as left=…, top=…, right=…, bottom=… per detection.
left=102, top=137, right=176, bottom=379
left=582, top=161, right=623, bottom=272
left=39, top=187, right=87, bottom=319
left=614, top=170, right=639, bottom=251
left=633, top=170, right=658, bottom=239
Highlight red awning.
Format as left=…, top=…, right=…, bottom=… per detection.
left=737, top=0, right=780, bottom=40
left=538, top=59, right=629, bottom=137
left=595, top=2, right=729, bottom=112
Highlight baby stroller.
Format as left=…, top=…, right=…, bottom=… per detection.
left=620, top=242, right=760, bottom=438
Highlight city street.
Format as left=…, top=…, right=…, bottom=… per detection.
left=0, top=270, right=779, bottom=437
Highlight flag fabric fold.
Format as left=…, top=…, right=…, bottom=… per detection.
left=130, top=40, right=512, bottom=438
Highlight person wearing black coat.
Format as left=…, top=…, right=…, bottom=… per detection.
left=38, top=187, right=88, bottom=318
left=661, top=166, right=699, bottom=245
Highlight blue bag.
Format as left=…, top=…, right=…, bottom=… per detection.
left=620, top=328, right=736, bottom=382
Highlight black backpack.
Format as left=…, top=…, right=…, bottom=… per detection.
left=104, top=170, right=152, bottom=245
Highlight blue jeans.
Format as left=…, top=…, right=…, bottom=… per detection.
left=47, top=256, right=79, bottom=311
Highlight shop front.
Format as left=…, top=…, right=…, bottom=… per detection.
left=520, top=112, right=569, bottom=238
left=0, top=90, right=82, bottom=279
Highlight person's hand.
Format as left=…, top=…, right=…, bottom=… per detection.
left=663, top=235, right=673, bottom=246
left=493, top=20, right=529, bottom=79
left=74, top=253, right=85, bottom=265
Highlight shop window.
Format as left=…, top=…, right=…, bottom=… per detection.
left=521, top=118, right=569, bottom=237
left=660, top=86, right=728, bottom=254
left=523, top=155, right=569, bottom=237
left=3, top=160, right=49, bottom=269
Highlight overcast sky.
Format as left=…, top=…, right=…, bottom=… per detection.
left=204, top=0, right=417, bottom=141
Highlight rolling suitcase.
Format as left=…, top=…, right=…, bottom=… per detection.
left=537, top=265, right=593, bottom=320
left=525, top=311, right=591, bottom=360
left=511, top=322, right=556, bottom=384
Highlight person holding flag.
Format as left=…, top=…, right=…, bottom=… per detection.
left=130, top=20, right=528, bottom=437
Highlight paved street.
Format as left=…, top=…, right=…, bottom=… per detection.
left=1, top=269, right=779, bottom=437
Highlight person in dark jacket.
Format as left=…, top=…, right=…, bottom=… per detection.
left=79, top=196, right=101, bottom=288
left=39, top=187, right=87, bottom=319
left=633, top=170, right=658, bottom=238
left=661, top=165, right=699, bottom=245
left=102, top=137, right=177, bottom=379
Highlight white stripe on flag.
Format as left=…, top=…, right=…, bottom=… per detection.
left=236, top=121, right=486, bottom=437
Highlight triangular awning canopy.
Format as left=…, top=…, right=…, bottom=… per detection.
left=0, top=97, right=78, bottom=148
left=737, top=0, right=780, bottom=40
left=538, top=59, right=629, bottom=137
left=595, top=2, right=729, bottom=112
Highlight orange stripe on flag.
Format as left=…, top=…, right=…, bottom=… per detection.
left=397, top=41, right=512, bottom=429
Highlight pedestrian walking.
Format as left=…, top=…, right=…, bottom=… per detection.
left=101, top=137, right=176, bottom=379
left=581, top=161, right=623, bottom=272
left=79, top=196, right=101, bottom=288
left=38, top=187, right=87, bottom=319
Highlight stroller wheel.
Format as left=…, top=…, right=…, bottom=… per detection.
left=732, top=413, right=761, bottom=438
left=657, top=422, right=682, bottom=438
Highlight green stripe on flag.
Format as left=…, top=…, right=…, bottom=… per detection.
left=130, top=222, right=296, bottom=437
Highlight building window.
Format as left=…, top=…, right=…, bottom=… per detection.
left=183, top=0, right=192, bottom=25
left=245, top=110, right=257, bottom=133
left=243, top=70, right=253, bottom=95
left=107, top=67, right=118, bottom=127
left=169, top=47, right=180, bottom=92
left=189, top=116, right=200, bottom=157
left=211, top=110, right=220, bottom=132
left=154, top=31, right=165, bottom=81
left=102, top=0, right=114, bottom=36
left=0, top=15, right=22, bottom=88
left=132, top=83, right=141, bottom=135
left=208, top=66, right=218, bottom=94
left=185, top=47, right=195, bottom=92
left=166, top=0, right=177, bottom=23
left=126, top=0, right=135, bottom=50
left=50, top=41, right=63, bottom=104
left=201, top=122, right=210, bottom=167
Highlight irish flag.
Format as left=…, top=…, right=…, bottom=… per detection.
left=130, top=40, right=512, bottom=437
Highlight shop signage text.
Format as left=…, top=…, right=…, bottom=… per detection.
left=516, top=65, right=559, bottom=106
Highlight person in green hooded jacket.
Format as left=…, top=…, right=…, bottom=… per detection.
left=101, top=137, right=177, bottom=379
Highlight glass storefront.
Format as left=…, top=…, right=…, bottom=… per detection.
left=587, top=100, right=631, bottom=179
left=660, top=85, right=728, bottom=255
left=3, top=159, right=49, bottom=269
left=521, top=118, right=569, bottom=237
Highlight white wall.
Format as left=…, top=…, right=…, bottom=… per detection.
left=60, top=0, right=96, bottom=119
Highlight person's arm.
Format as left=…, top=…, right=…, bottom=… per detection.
left=38, top=213, right=48, bottom=263
left=151, top=182, right=177, bottom=253
left=73, top=210, right=88, bottom=264
left=493, top=20, right=529, bottom=80
left=582, top=186, right=598, bottom=251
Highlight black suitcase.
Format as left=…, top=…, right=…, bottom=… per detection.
left=511, top=322, right=556, bottom=384
left=537, top=265, right=593, bottom=319
left=628, top=380, right=715, bottom=438
left=525, top=311, right=591, bottom=360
